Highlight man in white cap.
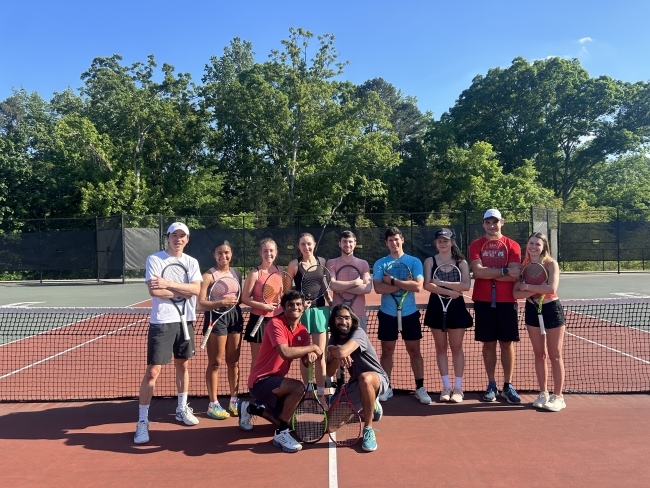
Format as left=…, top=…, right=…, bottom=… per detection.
left=468, top=209, right=522, bottom=404
left=135, top=222, right=203, bottom=444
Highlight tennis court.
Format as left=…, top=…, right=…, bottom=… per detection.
left=1, top=274, right=649, bottom=486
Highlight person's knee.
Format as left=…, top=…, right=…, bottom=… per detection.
left=534, top=349, right=548, bottom=361
left=144, top=366, right=160, bottom=383
left=449, top=343, right=463, bottom=356
left=208, top=356, right=224, bottom=371
left=483, top=341, right=497, bottom=352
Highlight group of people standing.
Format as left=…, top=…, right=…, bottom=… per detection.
left=134, top=208, right=567, bottom=453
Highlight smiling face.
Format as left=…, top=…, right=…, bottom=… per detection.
left=166, top=230, right=189, bottom=255
left=333, top=310, right=353, bottom=337
left=482, top=217, right=504, bottom=239
left=385, top=234, right=404, bottom=256
left=213, top=244, right=232, bottom=268
left=434, top=236, right=453, bottom=253
left=259, top=241, right=277, bottom=264
left=527, top=236, right=546, bottom=261
left=298, top=235, right=315, bottom=259
left=283, top=297, right=305, bottom=320
left=339, top=236, right=356, bottom=256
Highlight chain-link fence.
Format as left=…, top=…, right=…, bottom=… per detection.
left=3, top=207, right=648, bottom=280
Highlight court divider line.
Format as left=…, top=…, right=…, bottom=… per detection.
left=0, top=318, right=147, bottom=380
left=565, top=331, right=650, bottom=365
left=329, top=434, right=338, bottom=488
left=0, top=314, right=104, bottom=348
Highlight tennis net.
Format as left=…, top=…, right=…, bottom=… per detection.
left=1, top=298, right=649, bottom=401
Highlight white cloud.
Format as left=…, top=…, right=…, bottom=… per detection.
left=579, top=37, right=593, bottom=44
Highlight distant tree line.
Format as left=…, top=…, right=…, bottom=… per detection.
left=1, top=27, right=649, bottom=224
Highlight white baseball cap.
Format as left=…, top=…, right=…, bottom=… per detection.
left=167, top=222, right=190, bottom=236
left=483, top=209, right=503, bottom=220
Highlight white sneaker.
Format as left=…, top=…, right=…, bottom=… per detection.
left=439, top=387, right=452, bottom=402
left=378, top=387, right=393, bottom=402
left=175, top=404, right=199, bottom=426
left=414, top=387, right=432, bottom=404
left=134, top=420, right=149, bottom=444
left=272, top=428, right=302, bottom=453
left=450, top=388, right=464, bottom=404
left=533, top=391, right=549, bottom=409
left=543, top=394, right=566, bottom=412
left=238, top=400, right=254, bottom=431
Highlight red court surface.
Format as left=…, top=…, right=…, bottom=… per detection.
left=1, top=394, right=649, bottom=487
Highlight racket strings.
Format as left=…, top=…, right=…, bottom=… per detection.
left=434, top=266, right=461, bottom=283
left=301, top=266, right=330, bottom=300
left=294, top=398, right=326, bottom=442
left=328, top=403, right=360, bottom=445
left=523, top=264, right=548, bottom=285
left=262, top=273, right=289, bottom=302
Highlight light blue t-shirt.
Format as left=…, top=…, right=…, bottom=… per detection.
left=373, top=253, right=423, bottom=317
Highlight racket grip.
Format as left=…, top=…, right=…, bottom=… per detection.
left=538, top=315, right=546, bottom=335
left=181, top=317, right=190, bottom=341
left=490, top=282, right=497, bottom=308
left=200, top=326, right=212, bottom=349
left=442, top=315, right=447, bottom=333
left=249, top=314, right=264, bottom=338
left=397, top=310, right=403, bottom=332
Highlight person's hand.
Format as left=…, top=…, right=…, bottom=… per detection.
left=262, top=302, right=277, bottom=312
left=353, top=277, right=364, bottom=287
left=339, top=356, right=354, bottom=368
left=220, top=296, right=239, bottom=307
left=447, top=289, right=461, bottom=299
left=311, top=345, right=323, bottom=358
left=507, top=268, right=521, bottom=279
left=306, top=351, right=318, bottom=363
left=147, top=275, right=171, bottom=290
left=304, top=300, right=312, bottom=309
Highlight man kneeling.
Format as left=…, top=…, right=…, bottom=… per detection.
left=326, top=304, right=389, bottom=452
left=238, top=290, right=322, bottom=453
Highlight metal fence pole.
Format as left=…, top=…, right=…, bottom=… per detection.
left=96, top=216, right=100, bottom=282
left=616, top=208, right=621, bottom=274
left=242, top=215, right=246, bottom=274
left=121, top=213, right=126, bottom=284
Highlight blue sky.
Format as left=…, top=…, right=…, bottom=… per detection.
left=2, top=0, right=649, bottom=118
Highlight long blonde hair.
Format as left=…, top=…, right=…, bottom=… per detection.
left=523, top=232, right=553, bottom=265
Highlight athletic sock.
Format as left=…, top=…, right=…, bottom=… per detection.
left=178, top=392, right=188, bottom=409
left=248, top=403, right=265, bottom=416
left=277, top=420, right=289, bottom=433
left=455, top=377, right=463, bottom=390
left=415, top=378, right=424, bottom=390
left=441, top=375, right=450, bottom=389
left=317, top=387, right=325, bottom=396
left=503, top=383, right=512, bottom=391
left=138, top=404, right=149, bottom=422
left=208, top=401, right=217, bottom=408
left=230, top=396, right=238, bottom=404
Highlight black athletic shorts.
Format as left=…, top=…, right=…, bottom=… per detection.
left=423, top=295, right=473, bottom=330
left=473, top=301, right=519, bottom=343
left=250, top=376, right=286, bottom=419
left=524, top=299, right=565, bottom=329
left=377, top=310, right=422, bottom=341
left=147, top=322, right=195, bottom=364
left=202, top=305, right=244, bottom=336
left=244, top=313, right=282, bottom=343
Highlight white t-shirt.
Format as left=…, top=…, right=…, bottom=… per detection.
left=145, top=251, right=203, bottom=324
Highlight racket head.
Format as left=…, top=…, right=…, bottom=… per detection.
left=300, top=264, right=331, bottom=301
left=262, top=271, right=292, bottom=304
left=335, top=265, right=362, bottom=304
left=293, top=397, right=327, bottom=444
left=433, top=263, right=461, bottom=283
left=385, top=261, right=411, bottom=298
left=522, top=262, right=548, bottom=285
left=208, top=275, right=241, bottom=312
left=327, top=386, right=362, bottom=446
left=480, top=239, right=509, bottom=268
left=161, top=263, right=189, bottom=302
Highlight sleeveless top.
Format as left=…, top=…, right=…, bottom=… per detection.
left=294, top=258, right=326, bottom=308
left=530, top=261, right=558, bottom=301
left=250, top=265, right=283, bottom=317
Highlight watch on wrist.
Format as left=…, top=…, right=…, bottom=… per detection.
left=390, top=277, right=395, bottom=286
left=501, top=267, right=509, bottom=276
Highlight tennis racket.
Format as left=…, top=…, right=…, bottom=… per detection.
left=161, top=262, right=191, bottom=341
left=249, top=270, right=293, bottom=338
left=433, top=263, right=462, bottom=332
left=292, top=362, right=327, bottom=444
left=327, top=382, right=362, bottom=446
left=335, top=264, right=362, bottom=307
left=522, top=262, right=549, bottom=336
left=200, top=274, right=241, bottom=349
left=480, top=239, right=509, bottom=308
left=301, top=264, right=332, bottom=304
left=385, top=261, right=412, bottom=332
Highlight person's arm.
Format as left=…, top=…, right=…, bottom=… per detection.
left=343, top=271, right=372, bottom=295
left=513, top=261, right=559, bottom=298
left=422, top=257, right=435, bottom=294
left=196, top=272, right=238, bottom=311
left=276, top=343, right=322, bottom=361
left=241, top=268, right=270, bottom=310
left=471, top=260, right=519, bottom=281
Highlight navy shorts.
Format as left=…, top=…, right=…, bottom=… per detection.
left=250, top=376, right=286, bottom=419
left=473, top=301, right=519, bottom=343
left=377, top=310, right=422, bottom=341
left=147, top=322, right=195, bottom=364
left=524, top=299, right=565, bottom=329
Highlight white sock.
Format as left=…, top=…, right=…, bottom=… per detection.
left=230, top=396, right=238, bottom=404
left=178, top=392, right=188, bottom=409
left=208, top=401, right=217, bottom=408
left=455, top=377, right=463, bottom=390
left=441, top=375, right=450, bottom=389
left=138, top=404, right=149, bottom=422
left=317, top=387, right=325, bottom=396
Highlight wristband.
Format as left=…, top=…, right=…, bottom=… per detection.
left=390, top=277, right=395, bottom=286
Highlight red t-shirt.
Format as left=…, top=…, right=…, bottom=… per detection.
left=469, top=236, right=521, bottom=303
left=247, top=315, right=309, bottom=389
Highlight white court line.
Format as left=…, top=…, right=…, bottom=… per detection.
left=329, top=434, right=338, bottom=488
left=0, top=317, right=147, bottom=380
left=566, top=331, right=650, bottom=365
left=0, top=313, right=104, bottom=348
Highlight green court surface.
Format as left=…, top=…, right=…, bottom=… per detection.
left=0, top=272, right=648, bottom=308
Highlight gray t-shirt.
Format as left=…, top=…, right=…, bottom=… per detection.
left=328, top=327, right=389, bottom=385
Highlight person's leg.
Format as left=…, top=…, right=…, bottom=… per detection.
left=448, top=328, right=465, bottom=401
left=526, top=325, right=548, bottom=393
left=404, top=339, right=424, bottom=381
left=358, top=372, right=381, bottom=428
left=432, top=329, right=449, bottom=378
left=226, top=333, right=242, bottom=398
left=547, top=326, right=565, bottom=396
left=139, top=364, right=162, bottom=406
left=380, top=340, right=396, bottom=379
left=482, top=341, right=497, bottom=382
left=500, top=341, right=515, bottom=384
left=250, top=342, right=261, bottom=370
left=311, top=331, right=327, bottom=390
left=205, top=334, right=227, bottom=403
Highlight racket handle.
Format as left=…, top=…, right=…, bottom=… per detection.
left=397, top=310, right=403, bottom=332
left=490, top=281, right=497, bottom=308
left=200, top=325, right=212, bottom=349
left=249, top=314, right=264, bottom=338
left=442, top=314, right=447, bottom=333
left=538, top=315, right=546, bottom=335
left=181, top=317, right=190, bottom=341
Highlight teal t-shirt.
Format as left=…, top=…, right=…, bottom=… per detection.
left=372, top=253, right=423, bottom=317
